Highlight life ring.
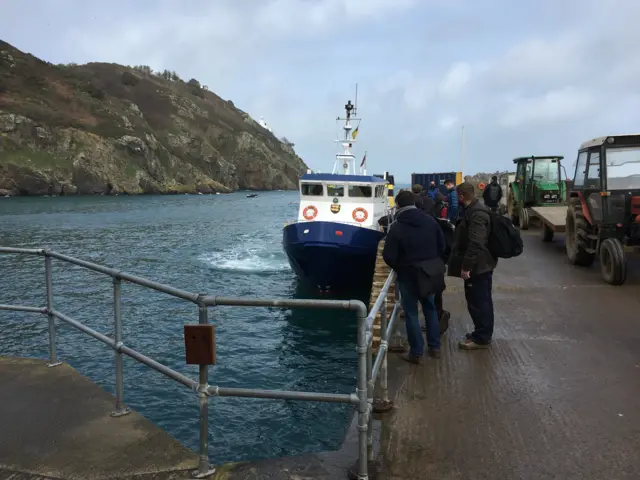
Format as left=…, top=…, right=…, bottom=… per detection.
left=303, top=205, right=318, bottom=220
left=352, top=207, right=368, bottom=222
left=478, top=182, right=486, bottom=190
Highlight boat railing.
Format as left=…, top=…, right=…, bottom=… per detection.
left=0, top=246, right=400, bottom=480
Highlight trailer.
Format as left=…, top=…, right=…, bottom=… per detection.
left=530, top=205, right=566, bottom=242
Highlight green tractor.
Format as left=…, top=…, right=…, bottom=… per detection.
left=507, top=156, right=569, bottom=229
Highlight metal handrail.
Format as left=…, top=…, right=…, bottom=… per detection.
left=0, top=247, right=399, bottom=480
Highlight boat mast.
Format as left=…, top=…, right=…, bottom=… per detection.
left=333, top=85, right=360, bottom=175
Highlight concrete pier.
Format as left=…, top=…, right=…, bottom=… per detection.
left=377, top=229, right=640, bottom=480
left=0, top=357, right=199, bottom=480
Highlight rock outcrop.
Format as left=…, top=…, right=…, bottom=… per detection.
left=0, top=41, right=307, bottom=196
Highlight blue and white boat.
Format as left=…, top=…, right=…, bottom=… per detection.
left=282, top=99, right=391, bottom=291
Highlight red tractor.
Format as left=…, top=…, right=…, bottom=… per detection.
left=565, top=134, right=640, bottom=284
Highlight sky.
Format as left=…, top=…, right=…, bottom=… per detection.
left=2, top=0, right=640, bottom=182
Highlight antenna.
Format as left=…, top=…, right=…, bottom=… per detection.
left=354, top=83, right=358, bottom=117
left=461, top=125, right=465, bottom=178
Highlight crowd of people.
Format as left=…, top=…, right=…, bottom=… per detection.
left=380, top=178, right=503, bottom=364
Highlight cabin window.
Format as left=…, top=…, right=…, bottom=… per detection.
left=375, top=185, right=385, bottom=197
left=327, top=184, right=345, bottom=197
left=349, top=185, right=373, bottom=198
left=301, top=183, right=323, bottom=196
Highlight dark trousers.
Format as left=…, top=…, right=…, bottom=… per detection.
left=435, top=291, right=443, bottom=313
left=464, top=271, right=494, bottom=344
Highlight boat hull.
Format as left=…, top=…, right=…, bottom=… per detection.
left=282, top=221, right=384, bottom=290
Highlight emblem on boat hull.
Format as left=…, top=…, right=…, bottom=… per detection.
left=330, top=204, right=341, bottom=214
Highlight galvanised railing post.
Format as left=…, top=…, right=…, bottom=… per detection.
left=366, top=338, right=374, bottom=463
left=372, top=294, right=393, bottom=413
left=389, top=282, right=405, bottom=352
left=356, top=307, right=369, bottom=479
left=44, top=252, right=61, bottom=368
left=193, top=294, right=216, bottom=479
left=110, top=276, right=131, bottom=418
left=380, top=296, right=389, bottom=404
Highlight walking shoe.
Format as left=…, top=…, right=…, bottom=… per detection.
left=401, top=353, right=422, bottom=365
left=427, top=348, right=441, bottom=359
left=458, top=338, right=490, bottom=350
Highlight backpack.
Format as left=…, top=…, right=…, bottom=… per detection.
left=488, top=184, right=501, bottom=202
left=467, top=209, right=523, bottom=259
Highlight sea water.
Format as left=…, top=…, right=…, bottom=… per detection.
left=0, top=192, right=364, bottom=464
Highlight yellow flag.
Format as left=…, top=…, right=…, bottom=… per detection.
left=352, top=126, right=359, bottom=140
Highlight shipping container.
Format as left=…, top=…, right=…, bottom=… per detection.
left=411, top=172, right=463, bottom=196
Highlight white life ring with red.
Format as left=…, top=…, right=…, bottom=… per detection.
left=352, top=207, right=368, bottom=222
left=303, top=205, right=318, bottom=220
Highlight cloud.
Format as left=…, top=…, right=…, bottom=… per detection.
left=2, top=0, right=640, bottom=179
left=439, top=62, right=472, bottom=97
left=499, top=88, right=595, bottom=128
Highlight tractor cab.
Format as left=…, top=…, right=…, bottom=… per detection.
left=508, top=156, right=566, bottom=229
left=565, top=134, right=640, bottom=285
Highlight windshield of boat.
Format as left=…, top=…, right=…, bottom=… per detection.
left=606, top=147, right=640, bottom=190
left=327, top=184, right=345, bottom=197
left=532, top=158, right=560, bottom=183
left=301, top=183, right=323, bottom=196
left=348, top=184, right=372, bottom=197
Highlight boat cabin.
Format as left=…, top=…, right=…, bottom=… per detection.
left=297, top=173, right=388, bottom=228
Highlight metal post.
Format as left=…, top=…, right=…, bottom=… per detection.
left=350, top=307, right=369, bottom=480
left=372, top=297, right=393, bottom=413
left=366, top=341, right=373, bottom=462
left=388, top=281, right=406, bottom=352
left=44, top=254, right=61, bottom=367
left=193, top=296, right=216, bottom=478
left=110, top=277, right=130, bottom=417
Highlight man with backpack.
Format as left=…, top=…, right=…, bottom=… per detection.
left=483, top=175, right=503, bottom=213
left=383, top=190, right=446, bottom=363
left=447, top=182, right=497, bottom=350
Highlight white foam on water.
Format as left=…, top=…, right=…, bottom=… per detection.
left=200, top=239, right=290, bottom=273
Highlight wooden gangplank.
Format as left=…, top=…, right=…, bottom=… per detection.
left=530, top=205, right=567, bottom=232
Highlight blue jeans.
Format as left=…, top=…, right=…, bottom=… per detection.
left=464, top=271, right=494, bottom=344
left=398, top=281, right=441, bottom=357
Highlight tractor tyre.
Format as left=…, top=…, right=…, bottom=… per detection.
left=565, top=204, right=595, bottom=267
left=541, top=224, right=554, bottom=242
left=600, top=238, right=627, bottom=285
left=518, top=208, right=529, bottom=230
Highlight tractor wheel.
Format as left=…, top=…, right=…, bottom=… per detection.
left=541, top=224, right=554, bottom=242
left=600, top=238, right=627, bottom=285
left=565, top=203, right=595, bottom=266
left=518, top=208, right=529, bottom=230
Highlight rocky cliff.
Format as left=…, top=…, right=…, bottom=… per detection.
left=0, top=41, right=307, bottom=196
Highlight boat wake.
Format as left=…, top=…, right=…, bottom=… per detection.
left=200, top=241, right=290, bottom=274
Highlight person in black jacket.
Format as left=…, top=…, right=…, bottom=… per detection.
left=482, top=176, right=502, bottom=213
left=448, top=182, right=497, bottom=350
left=383, top=190, right=445, bottom=363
